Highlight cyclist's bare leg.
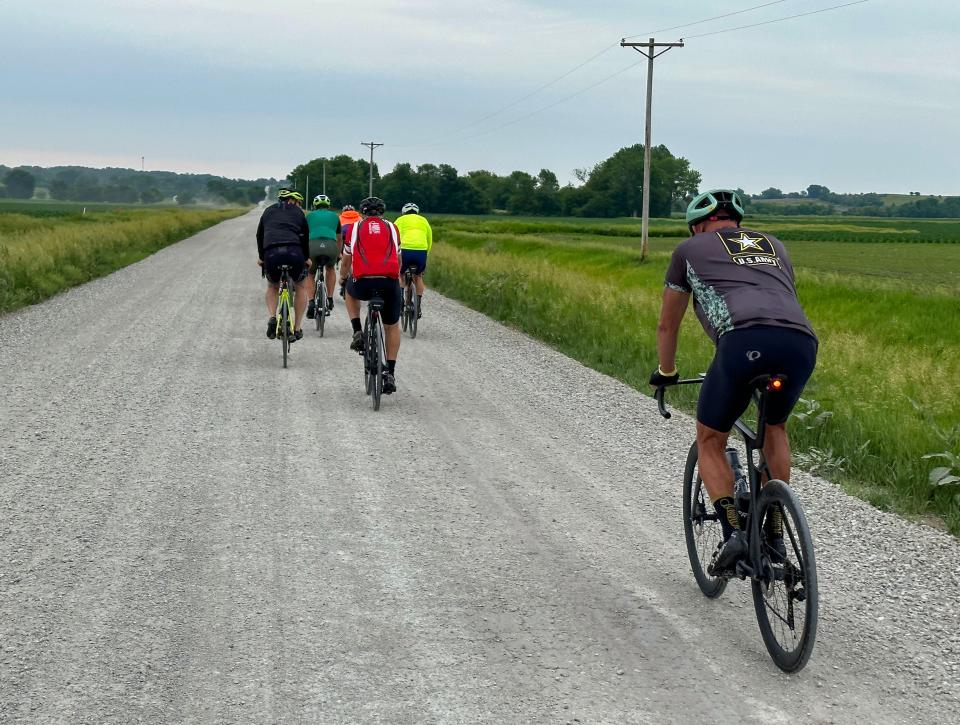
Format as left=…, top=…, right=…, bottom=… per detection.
left=414, top=274, right=425, bottom=296
left=344, top=291, right=361, bottom=320
left=265, top=283, right=279, bottom=317
left=385, top=322, right=400, bottom=360
left=762, top=422, right=791, bottom=482
left=293, top=277, right=310, bottom=329
left=325, top=265, right=337, bottom=299
left=696, top=421, right=735, bottom=500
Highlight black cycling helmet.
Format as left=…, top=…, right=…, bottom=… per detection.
left=360, top=196, right=386, bottom=216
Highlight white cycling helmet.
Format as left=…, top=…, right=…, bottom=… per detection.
left=313, top=194, right=331, bottom=209
left=401, top=202, right=420, bottom=215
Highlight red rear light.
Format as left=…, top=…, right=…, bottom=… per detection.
left=768, top=378, right=784, bottom=392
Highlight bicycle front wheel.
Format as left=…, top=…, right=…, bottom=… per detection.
left=751, top=480, right=818, bottom=673
left=682, top=442, right=728, bottom=598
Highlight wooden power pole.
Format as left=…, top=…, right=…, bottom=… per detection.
left=361, top=142, right=384, bottom=197
left=620, top=37, right=683, bottom=261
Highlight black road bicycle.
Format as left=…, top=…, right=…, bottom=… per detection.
left=656, top=375, right=819, bottom=672
left=362, top=297, right=387, bottom=411
left=401, top=266, right=420, bottom=338
left=313, top=257, right=335, bottom=336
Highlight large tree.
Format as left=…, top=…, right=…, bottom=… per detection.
left=4, top=169, right=36, bottom=199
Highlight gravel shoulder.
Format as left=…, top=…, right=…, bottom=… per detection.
left=1, top=210, right=957, bottom=723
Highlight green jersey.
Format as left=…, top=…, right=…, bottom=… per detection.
left=306, top=209, right=341, bottom=241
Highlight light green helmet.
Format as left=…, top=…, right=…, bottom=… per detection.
left=685, top=189, right=745, bottom=230
left=313, top=194, right=331, bottom=209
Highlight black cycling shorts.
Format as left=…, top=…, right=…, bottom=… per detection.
left=263, top=245, right=308, bottom=284
left=346, top=277, right=402, bottom=326
left=698, top=325, right=818, bottom=432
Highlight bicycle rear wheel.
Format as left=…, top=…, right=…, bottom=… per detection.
left=409, top=285, right=419, bottom=338
left=314, top=281, right=323, bottom=333
left=682, top=442, right=728, bottom=598
left=401, top=283, right=410, bottom=332
left=371, top=318, right=383, bottom=411
left=363, top=316, right=373, bottom=395
left=318, top=288, right=326, bottom=337
left=751, top=480, right=818, bottom=672
left=280, top=299, right=290, bottom=369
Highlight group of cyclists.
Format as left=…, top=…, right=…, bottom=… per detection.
left=255, top=184, right=434, bottom=395
left=257, top=180, right=817, bottom=576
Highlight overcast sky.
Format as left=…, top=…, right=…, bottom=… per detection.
left=2, top=0, right=957, bottom=194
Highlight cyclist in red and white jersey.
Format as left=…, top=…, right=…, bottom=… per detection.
left=338, top=197, right=403, bottom=394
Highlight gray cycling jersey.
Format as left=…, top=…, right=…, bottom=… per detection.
left=664, top=227, right=816, bottom=344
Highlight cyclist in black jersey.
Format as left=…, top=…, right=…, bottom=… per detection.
left=650, top=189, right=817, bottom=572
left=256, top=185, right=313, bottom=341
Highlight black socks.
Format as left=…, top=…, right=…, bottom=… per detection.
left=350, top=318, right=362, bottom=333
left=387, top=360, right=396, bottom=374
left=714, top=496, right=742, bottom=540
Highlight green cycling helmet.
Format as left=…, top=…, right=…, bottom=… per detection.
left=685, top=189, right=745, bottom=230
left=313, top=194, right=331, bottom=209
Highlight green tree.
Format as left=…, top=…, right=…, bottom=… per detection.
left=760, top=187, right=784, bottom=199
left=4, top=169, right=36, bottom=199
left=140, top=188, right=163, bottom=204
left=176, top=190, right=196, bottom=205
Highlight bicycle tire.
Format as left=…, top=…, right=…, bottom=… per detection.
left=363, top=316, right=373, bottom=395
left=401, top=283, right=410, bottom=332
left=314, top=282, right=322, bottom=332
left=318, top=286, right=326, bottom=337
left=410, top=286, right=419, bottom=338
left=751, top=480, right=818, bottom=673
left=281, top=299, right=289, bottom=369
left=372, top=317, right=383, bottom=411
left=682, top=442, right=728, bottom=598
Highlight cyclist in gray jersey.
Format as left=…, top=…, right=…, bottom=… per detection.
left=650, top=189, right=818, bottom=573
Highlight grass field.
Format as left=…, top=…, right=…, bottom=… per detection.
left=426, top=214, right=960, bottom=534
left=0, top=205, right=245, bottom=313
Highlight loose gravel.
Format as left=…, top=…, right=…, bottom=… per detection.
left=1, top=210, right=957, bottom=723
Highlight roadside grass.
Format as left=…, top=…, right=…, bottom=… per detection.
left=427, top=217, right=960, bottom=534
left=0, top=207, right=244, bottom=313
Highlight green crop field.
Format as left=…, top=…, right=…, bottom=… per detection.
left=427, top=214, right=960, bottom=533
left=0, top=205, right=245, bottom=313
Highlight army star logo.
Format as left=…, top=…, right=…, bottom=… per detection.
left=728, top=232, right=766, bottom=252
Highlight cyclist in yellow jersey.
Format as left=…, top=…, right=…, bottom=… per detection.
left=394, top=202, right=433, bottom=318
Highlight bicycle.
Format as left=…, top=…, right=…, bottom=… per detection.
left=401, top=265, right=420, bottom=338
left=274, top=265, right=295, bottom=368
left=656, top=375, right=818, bottom=672
left=312, top=257, right=335, bottom=337
left=361, top=297, right=387, bottom=411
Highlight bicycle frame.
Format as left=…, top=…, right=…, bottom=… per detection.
left=657, top=375, right=786, bottom=581
left=275, top=269, right=294, bottom=337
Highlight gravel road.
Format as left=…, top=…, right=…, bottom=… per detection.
left=2, top=211, right=958, bottom=723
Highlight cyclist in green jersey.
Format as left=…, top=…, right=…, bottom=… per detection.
left=394, top=202, right=433, bottom=317
left=305, top=194, right=342, bottom=319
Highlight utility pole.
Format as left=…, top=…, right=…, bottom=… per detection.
left=621, top=37, right=683, bottom=261
left=322, top=161, right=326, bottom=195
left=141, top=156, right=144, bottom=172
left=305, top=176, right=310, bottom=206
left=361, top=141, right=384, bottom=197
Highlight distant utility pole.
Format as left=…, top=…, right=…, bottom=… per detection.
left=141, top=156, right=144, bottom=172
left=620, top=37, right=683, bottom=261
left=322, top=161, right=326, bottom=195
left=361, top=141, right=384, bottom=197
left=305, top=177, right=310, bottom=206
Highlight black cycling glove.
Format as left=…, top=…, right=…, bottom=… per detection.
left=649, top=367, right=679, bottom=387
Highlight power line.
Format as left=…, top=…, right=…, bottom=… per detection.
left=449, top=58, right=646, bottom=145
left=622, top=0, right=792, bottom=40
left=683, top=0, right=871, bottom=40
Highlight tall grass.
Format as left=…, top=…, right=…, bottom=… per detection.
left=428, top=220, right=960, bottom=534
left=0, top=207, right=244, bottom=313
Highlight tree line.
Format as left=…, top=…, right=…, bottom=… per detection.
left=0, top=165, right=274, bottom=206
left=287, top=144, right=701, bottom=218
